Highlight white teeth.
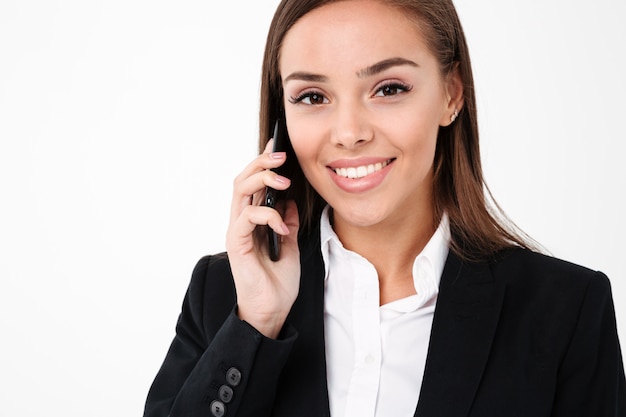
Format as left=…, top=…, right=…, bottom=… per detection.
left=333, top=160, right=391, bottom=179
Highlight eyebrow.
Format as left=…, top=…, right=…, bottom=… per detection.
left=357, top=57, right=419, bottom=78
left=283, top=72, right=328, bottom=83
left=283, top=57, right=418, bottom=84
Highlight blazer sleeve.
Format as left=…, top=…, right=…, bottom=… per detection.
left=143, top=255, right=298, bottom=417
left=551, top=271, right=626, bottom=416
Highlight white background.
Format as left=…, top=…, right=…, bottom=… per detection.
left=1, top=1, right=624, bottom=415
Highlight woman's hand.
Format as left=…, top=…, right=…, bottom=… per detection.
left=225, top=140, right=300, bottom=339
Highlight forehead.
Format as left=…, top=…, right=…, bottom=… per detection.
left=280, top=0, right=433, bottom=75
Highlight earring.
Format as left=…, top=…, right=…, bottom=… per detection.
left=450, top=109, right=459, bottom=123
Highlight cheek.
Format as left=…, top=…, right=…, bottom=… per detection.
left=287, top=123, right=321, bottom=175
left=390, top=107, right=440, bottom=153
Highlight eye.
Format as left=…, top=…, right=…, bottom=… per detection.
left=374, top=82, right=412, bottom=97
left=288, top=90, right=329, bottom=105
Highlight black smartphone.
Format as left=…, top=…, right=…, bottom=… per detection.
left=264, top=119, right=289, bottom=261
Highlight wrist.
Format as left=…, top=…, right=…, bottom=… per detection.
left=236, top=306, right=288, bottom=339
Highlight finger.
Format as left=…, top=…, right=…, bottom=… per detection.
left=227, top=205, right=289, bottom=254
left=231, top=169, right=291, bottom=220
left=281, top=200, right=299, bottom=235
left=231, top=151, right=287, bottom=199
left=234, top=140, right=285, bottom=185
left=232, top=205, right=289, bottom=237
left=241, top=171, right=291, bottom=200
left=276, top=200, right=300, bottom=257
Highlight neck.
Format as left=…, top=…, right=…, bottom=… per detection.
left=332, top=206, right=437, bottom=304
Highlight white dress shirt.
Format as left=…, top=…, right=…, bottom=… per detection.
left=320, top=206, right=450, bottom=417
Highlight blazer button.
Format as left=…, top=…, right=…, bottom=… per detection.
left=226, top=367, right=242, bottom=387
left=218, top=385, right=234, bottom=403
left=210, top=400, right=226, bottom=417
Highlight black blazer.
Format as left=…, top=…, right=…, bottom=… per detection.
left=144, top=231, right=625, bottom=417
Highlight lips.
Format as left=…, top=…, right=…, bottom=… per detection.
left=330, top=158, right=394, bottom=179
left=326, top=157, right=395, bottom=193
left=332, top=159, right=392, bottom=179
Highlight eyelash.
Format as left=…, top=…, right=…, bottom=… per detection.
left=374, top=81, right=413, bottom=97
left=288, top=90, right=326, bottom=105
left=288, top=81, right=413, bottom=105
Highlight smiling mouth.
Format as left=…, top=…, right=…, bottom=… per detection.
left=331, top=159, right=394, bottom=179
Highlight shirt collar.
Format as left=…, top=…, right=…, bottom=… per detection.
left=414, top=212, right=450, bottom=290
left=320, top=205, right=339, bottom=280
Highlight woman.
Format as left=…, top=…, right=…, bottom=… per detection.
left=144, top=1, right=625, bottom=416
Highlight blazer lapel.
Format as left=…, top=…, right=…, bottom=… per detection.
left=271, top=229, right=331, bottom=417
left=415, top=251, right=505, bottom=417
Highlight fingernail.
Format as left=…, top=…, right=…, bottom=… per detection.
left=275, top=175, right=290, bottom=184
left=281, top=223, right=290, bottom=235
left=270, top=152, right=286, bottom=160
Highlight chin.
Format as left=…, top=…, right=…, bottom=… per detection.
left=332, top=204, right=389, bottom=229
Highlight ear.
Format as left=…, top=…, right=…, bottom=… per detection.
left=440, top=63, right=464, bottom=127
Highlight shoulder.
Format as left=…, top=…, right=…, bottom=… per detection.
left=190, top=252, right=233, bottom=287
left=492, top=247, right=607, bottom=282
left=186, top=252, right=235, bottom=296
left=489, top=247, right=612, bottom=308
left=184, top=252, right=237, bottom=336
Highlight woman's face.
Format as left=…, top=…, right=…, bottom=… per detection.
left=280, top=0, right=459, bottom=230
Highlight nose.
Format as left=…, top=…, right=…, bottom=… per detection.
left=330, top=100, right=374, bottom=149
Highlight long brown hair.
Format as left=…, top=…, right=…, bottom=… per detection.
left=258, top=0, right=539, bottom=261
